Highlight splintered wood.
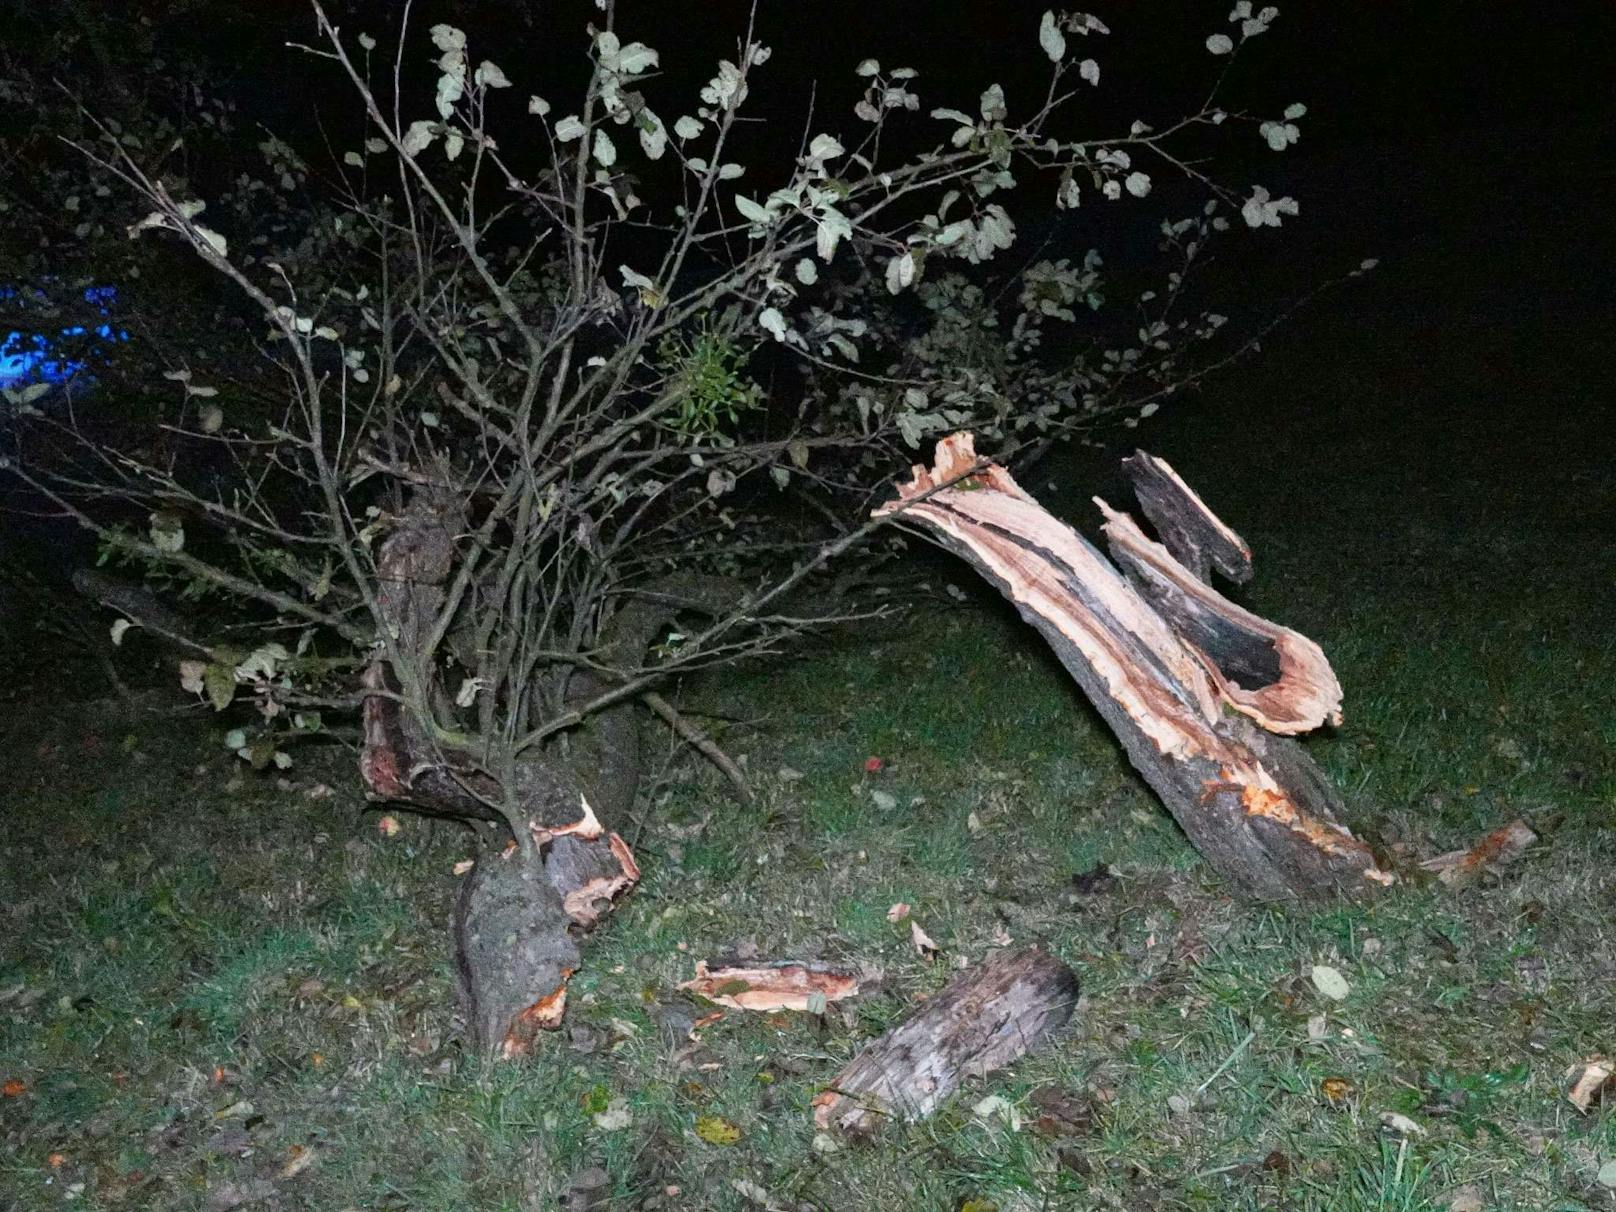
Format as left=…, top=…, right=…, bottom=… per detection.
left=877, top=433, right=1389, bottom=901
left=1420, top=819, right=1537, bottom=885
left=813, top=949, right=1078, bottom=1136
left=681, top=961, right=859, bottom=1012
left=360, top=492, right=641, bottom=1055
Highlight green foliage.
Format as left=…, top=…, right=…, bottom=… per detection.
left=10, top=2, right=1328, bottom=834
left=657, top=321, right=764, bottom=440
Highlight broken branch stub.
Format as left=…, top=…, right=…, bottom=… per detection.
left=1120, top=451, right=1252, bottom=586
left=812, top=948, right=1078, bottom=1136
left=1096, top=502, right=1341, bottom=735
left=877, top=433, right=1388, bottom=901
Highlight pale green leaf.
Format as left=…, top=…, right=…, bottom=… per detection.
left=1039, top=11, right=1066, bottom=62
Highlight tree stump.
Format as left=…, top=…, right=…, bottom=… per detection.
left=876, top=433, right=1389, bottom=901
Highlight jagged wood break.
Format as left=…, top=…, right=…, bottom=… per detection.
left=876, top=433, right=1389, bottom=901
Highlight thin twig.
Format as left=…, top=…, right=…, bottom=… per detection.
left=642, top=690, right=753, bottom=802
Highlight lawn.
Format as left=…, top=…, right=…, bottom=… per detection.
left=4, top=134, right=1615, bottom=1211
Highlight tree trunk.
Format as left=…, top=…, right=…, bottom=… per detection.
left=876, top=433, right=1389, bottom=901
left=358, top=495, right=737, bottom=1054
left=812, top=948, right=1079, bottom=1136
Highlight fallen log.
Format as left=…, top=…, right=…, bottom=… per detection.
left=812, top=948, right=1078, bottom=1136
left=876, top=433, right=1389, bottom=901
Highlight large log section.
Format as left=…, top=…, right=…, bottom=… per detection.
left=876, top=434, right=1389, bottom=901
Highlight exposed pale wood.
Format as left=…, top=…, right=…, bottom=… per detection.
left=359, top=492, right=643, bottom=1053
left=812, top=949, right=1078, bottom=1136
left=1121, top=451, right=1252, bottom=585
left=681, top=960, right=858, bottom=1012
left=1097, top=501, right=1342, bottom=735
left=1565, top=1057, right=1615, bottom=1113
left=1420, top=819, right=1536, bottom=885
left=877, top=433, right=1387, bottom=901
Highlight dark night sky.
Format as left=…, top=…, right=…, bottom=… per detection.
left=183, top=1, right=1613, bottom=155
left=166, top=0, right=1611, bottom=285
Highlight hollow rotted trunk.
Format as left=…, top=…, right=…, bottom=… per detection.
left=876, top=434, right=1389, bottom=901
left=812, top=948, right=1079, bottom=1136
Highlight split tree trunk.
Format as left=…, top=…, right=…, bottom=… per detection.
left=358, top=490, right=642, bottom=1056
left=812, top=948, right=1079, bottom=1136
left=877, top=434, right=1389, bottom=901
left=358, top=491, right=738, bottom=1056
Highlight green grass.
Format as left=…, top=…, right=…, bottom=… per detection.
left=4, top=561, right=1614, bottom=1209
left=6, top=256, right=1616, bottom=1207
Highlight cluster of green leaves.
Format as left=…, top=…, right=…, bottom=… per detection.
left=5, top=2, right=1325, bottom=787
left=656, top=321, right=764, bottom=440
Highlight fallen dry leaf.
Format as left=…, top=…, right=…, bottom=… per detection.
left=910, top=920, right=940, bottom=960
left=694, top=1114, right=742, bottom=1145
left=1379, top=1111, right=1424, bottom=1137
left=971, top=1094, right=1021, bottom=1130
left=679, top=960, right=858, bottom=1013
left=1028, top=1085, right=1096, bottom=1138
left=886, top=902, right=911, bottom=923
left=593, top=1097, right=633, bottom=1131
left=1321, top=1076, right=1354, bottom=1104
left=1310, top=964, right=1351, bottom=1001
left=277, top=1143, right=318, bottom=1179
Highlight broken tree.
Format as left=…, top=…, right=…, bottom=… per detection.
left=877, top=433, right=1389, bottom=901
left=356, top=490, right=734, bottom=1057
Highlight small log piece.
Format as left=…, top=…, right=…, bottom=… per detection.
left=812, top=948, right=1079, bottom=1136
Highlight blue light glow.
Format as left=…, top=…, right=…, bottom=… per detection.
left=0, top=284, right=129, bottom=391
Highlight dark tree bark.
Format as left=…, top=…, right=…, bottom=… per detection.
left=877, top=433, right=1389, bottom=901
left=1120, top=451, right=1252, bottom=586
left=73, top=567, right=211, bottom=657
left=812, top=948, right=1079, bottom=1136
